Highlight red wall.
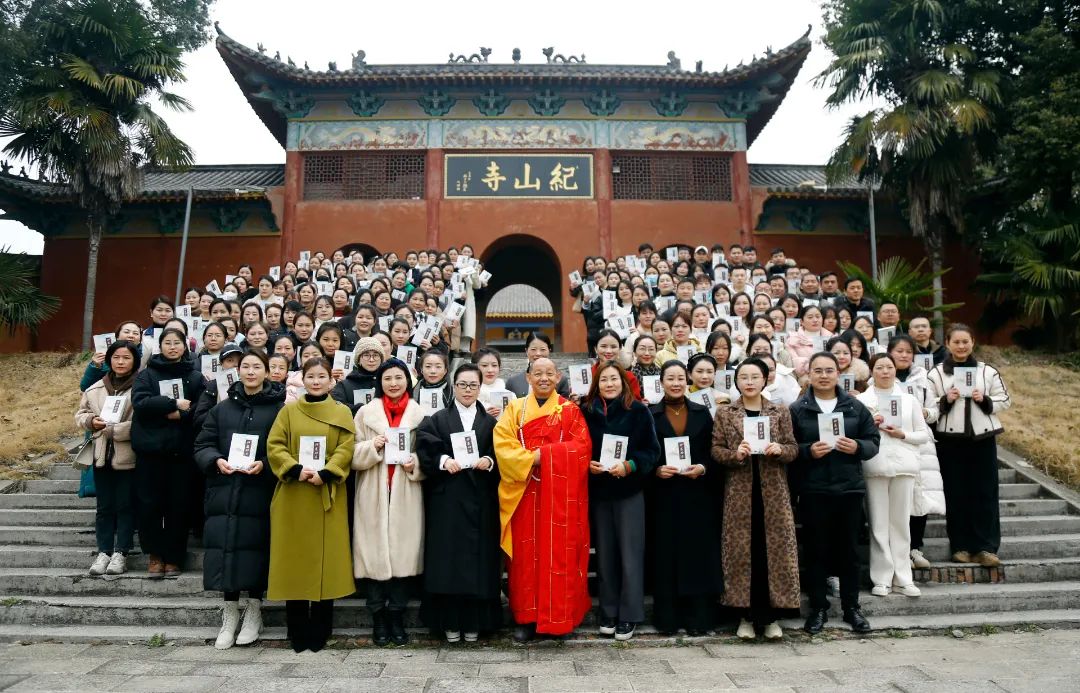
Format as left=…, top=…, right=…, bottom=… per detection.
left=39, top=234, right=281, bottom=350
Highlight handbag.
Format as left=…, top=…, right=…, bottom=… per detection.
left=71, top=435, right=95, bottom=471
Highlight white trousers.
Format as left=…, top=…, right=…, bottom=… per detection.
left=865, top=475, right=916, bottom=588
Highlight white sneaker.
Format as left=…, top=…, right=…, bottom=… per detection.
left=893, top=584, right=922, bottom=597
left=215, top=601, right=241, bottom=650
left=105, top=552, right=126, bottom=576
left=445, top=630, right=461, bottom=643
left=871, top=584, right=889, bottom=597
left=88, top=552, right=110, bottom=576
left=826, top=576, right=841, bottom=597
left=234, top=599, right=262, bottom=646
left=737, top=619, right=756, bottom=640
left=910, top=549, right=931, bottom=569
left=464, top=632, right=478, bottom=643
left=764, top=622, right=783, bottom=640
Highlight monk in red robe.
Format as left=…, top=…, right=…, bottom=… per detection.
left=494, top=357, right=592, bottom=641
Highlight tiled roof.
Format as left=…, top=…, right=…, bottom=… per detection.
left=0, top=164, right=284, bottom=203
left=215, top=25, right=811, bottom=148
left=486, top=284, right=554, bottom=319
left=749, top=163, right=876, bottom=197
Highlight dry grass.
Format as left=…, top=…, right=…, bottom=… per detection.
left=0, top=351, right=86, bottom=479
left=981, top=346, right=1080, bottom=489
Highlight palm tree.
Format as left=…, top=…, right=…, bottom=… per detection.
left=0, top=0, right=193, bottom=348
left=817, top=0, right=1002, bottom=335
left=838, top=256, right=963, bottom=323
left=0, top=248, right=61, bottom=335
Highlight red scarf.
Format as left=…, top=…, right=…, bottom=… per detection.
left=381, top=394, right=410, bottom=487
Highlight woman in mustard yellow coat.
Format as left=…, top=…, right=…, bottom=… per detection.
left=267, top=356, right=356, bottom=653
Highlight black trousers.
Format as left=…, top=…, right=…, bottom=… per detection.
left=135, top=455, right=190, bottom=565
left=224, top=590, right=263, bottom=602
left=937, top=437, right=1000, bottom=554
left=93, top=464, right=135, bottom=555
left=367, top=577, right=409, bottom=614
left=801, top=492, right=864, bottom=612
left=286, top=599, right=334, bottom=644
left=909, top=515, right=927, bottom=551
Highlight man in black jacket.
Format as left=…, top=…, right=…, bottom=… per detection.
left=789, top=352, right=881, bottom=635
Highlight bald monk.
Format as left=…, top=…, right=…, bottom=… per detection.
left=494, top=357, right=592, bottom=641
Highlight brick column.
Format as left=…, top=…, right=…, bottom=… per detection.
left=731, top=150, right=753, bottom=247
left=282, top=150, right=302, bottom=263
left=595, top=148, right=613, bottom=258
left=426, top=148, right=443, bottom=248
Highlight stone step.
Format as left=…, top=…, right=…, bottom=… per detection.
left=922, top=534, right=1080, bottom=562
left=0, top=508, right=95, bottom=526
left=3, top=581, right=1080, bottom=631
left=999, top=499, right=1070, bottom=517
left=999, top=468, right=1018, bottom=484
left=0, top=568, right=207, bottom=597
left=0, top=546, right=205, bottom=570
left=0, top=526, right=99, bottom=546
left=916, top=557, right=1080, bottom=583
left=924, top=515, right=1080, bottom=538
left=46, top=465, right=82, bottom=481
left=1, top=605, right=1079, bottom=646
left=21, top=480, right=80, bottom=494
left=999, top=483, right=1043, bottom=500
left=0, top=494, right=95, bottom=509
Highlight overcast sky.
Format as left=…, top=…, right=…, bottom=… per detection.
left=1, top=0, right=870, bottom=254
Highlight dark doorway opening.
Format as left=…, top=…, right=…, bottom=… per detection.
left=479, top=234, right=562, bottom=350
left=338, top=243, right=381, bottom=262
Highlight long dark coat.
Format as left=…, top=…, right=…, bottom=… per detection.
left=415, top=403, right=502, bottom=599
left=648, top=401, right=724, bottom=606
left=710, top=398, right=801, bottom=610
left=192, top=381, right=285, bottom=592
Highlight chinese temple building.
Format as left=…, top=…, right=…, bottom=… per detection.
left=0, top=26, right=979, bottom=351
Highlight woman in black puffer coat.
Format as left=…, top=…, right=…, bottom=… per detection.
left=131, top=328, right=207, bottom=578
left=193, top=349, right=286, bottom=649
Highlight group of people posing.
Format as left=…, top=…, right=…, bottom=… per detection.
left=73, top=241, right=1011, bottom=653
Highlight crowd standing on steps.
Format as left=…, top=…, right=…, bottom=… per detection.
left=72, top=242, right=1010, bottom=649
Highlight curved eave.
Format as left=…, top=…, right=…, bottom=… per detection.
left=486, top=312, right=554, bottom=320
left=0, top=175, right=269, bottom=206
left=216, top=24, right=811, bottom=148
left=763, top=188, right=869, bottom=201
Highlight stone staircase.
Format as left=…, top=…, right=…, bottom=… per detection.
left=0, top=361, right=1078, bottom=643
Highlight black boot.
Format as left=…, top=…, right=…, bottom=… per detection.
left=388, top=609, right=409, bottom=646
left=371, top=610, right=390, bottom=647
left=803, top=608, right=829, bottom=634
left=512, top=622, right=536, bottom=643
left=843, top=607, right=871, bottom=633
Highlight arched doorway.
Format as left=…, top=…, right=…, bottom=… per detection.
left=337, top=242, right=381, bottom=262
left=479, top=234, right=562, bottom=350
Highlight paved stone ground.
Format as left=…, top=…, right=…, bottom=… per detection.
left=0, top=629, right=1078, bottom=692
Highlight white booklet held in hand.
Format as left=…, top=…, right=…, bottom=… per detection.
left=353, top=388, right=375, bottom=407
left=839, top=373, right=856, bottom=393
left=385, top=427, right=412, bottom=465
left=92, top=333, right=115, bottom=355
left=487, top=389, right=515, bottom=413
left=599, top=434, right=629, bottom=470
left=396, top=345, right=418, bottom=373
left=227, top=433, right=259, bottom=470
left=642, top=375, right=663, bottom=404
left=100, top=395, right=128, bottom=424
left=419, top=387, right=445, bottom=415
left=158, top=379, right=184, bottom=400
left=201, top=355, right=221, bottom=379
left=664, top=436, right=692, bottom=470
left=216, top=368, right=238, bottom=400
left=569, top=363, right=592, bottom=396
left=450, top=430, right=480, bottom=469
left=880, top=395, right=903, bottom=428
left=299, top=435, right=326, bottom=471
left=818, top=413, right=845, bottom=450
left=953, top=367, right=977, bottom=397
left=914, top=354, right=934, bottom=373
left=743, top=416, right=771, bottom=454
left=333, top=350, right=354, bottom=373
left=691, top=387, right=718, bottom=416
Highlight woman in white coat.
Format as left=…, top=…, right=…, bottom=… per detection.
left=858, top=354, right=931, bottom=597
left=458, top=245, right=487, bottom=354
left=351, top=358, right=426, bottom=646
left=888, top=335, right=945, bottom=570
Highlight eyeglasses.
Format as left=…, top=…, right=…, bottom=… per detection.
left=360, top=352, right=381, bottom=360
left=811, top=368, right=839, bottom=376
left=455, top=382, right=480, bottom=391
